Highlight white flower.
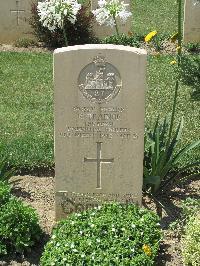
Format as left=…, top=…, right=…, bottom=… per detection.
left=96, top=238, right=100, bottom=243
left=92, top=0, right=131, bottom=28
left=131, top=224, right=136, bottom=228
left=111, top=227, right=116, bottom=232
left=90, top=223, right=95, bottom=228
left=193, top=0, right=200, bottom=5
left=37, top=0, right=81, bottom=31
left=118, top=9, right=132, bottom=23
left=81, top=254, right=85, bottom=258
left=70, top=243, right=75, bottom=248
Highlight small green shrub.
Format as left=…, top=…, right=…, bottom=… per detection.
left=180, top=55, right=200, bottom=101
left=30, top=2, right=96, bottom=48
left=41, top=203, right=161, bottom=265
left=0, top=158, right=15, bottom=183
left=101, top=33, right=142, bottom=47
left=182, top=213, right=200, bottom=266
left=0, top=181, right=11, bottom=206
left=184, top=42, right=200, bottom=53
left=0, top=197, right=41, bottom=255
left=14, top=38, right=38, bottom=48
left=181, top=197, right=200, bottom=220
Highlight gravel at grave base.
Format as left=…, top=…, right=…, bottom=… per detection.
left=0, top=44, right=53, bottom=53
left=0, top=175, right=199, bottom=266
left=0, top=42, right=179, bottom=55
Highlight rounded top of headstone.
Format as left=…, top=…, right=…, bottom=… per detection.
left=54, top=44, right=147, bottom=55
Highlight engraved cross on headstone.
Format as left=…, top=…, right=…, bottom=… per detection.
left=84, top=142, right=114, bottom=189
left=10, top=1, right=25, bottom=26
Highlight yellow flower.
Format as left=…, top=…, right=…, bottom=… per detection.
left=145, top=30, right=157, bottom=42
left=170, top=32, right=178, bottom=43
left=142, top=244, right=152, bottom=256
left=176, top=46, right=181, bottom=51
left=170, top=60, right=177, bottom=65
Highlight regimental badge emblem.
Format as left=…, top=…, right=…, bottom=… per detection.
left=78, top=55, right=122, bottom=103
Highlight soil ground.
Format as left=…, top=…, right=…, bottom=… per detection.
left=0, top=41, right=181, bottom=55
left=0, top=174, right=199, bottom=266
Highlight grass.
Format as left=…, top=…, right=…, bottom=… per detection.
left=0, top=52, right=53, bottom=170
left=0, top=52, right=199, bottom=171
left=131, top=0, right=184, bottom=37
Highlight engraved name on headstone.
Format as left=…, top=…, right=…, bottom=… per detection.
left=54, top=44, right=147, bottom=220
left=184, top=0, right=200, bottom=43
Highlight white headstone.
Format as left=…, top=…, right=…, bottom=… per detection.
left=91, top=0, right=132, bottom=39
left=0, top=0, right=36, bottom=43
left=184, top=0, right=200, bottom=43
left=54, top=44, right=147, bottom=220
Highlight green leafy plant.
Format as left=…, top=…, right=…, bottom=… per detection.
left=180, top=55, right=200, bottom=101
left=0, top=181, right=11, bottom=206
left=181, top=198, right=200, bottom=221
left=0, top=196, right=41, bottom=255
left=143, top=117, right=200, bottom=194
left=41, top=203, right=161, bottom=265
left=0, top=158, right=15, bottom=183
left=101, top=33, right=141, bottom=47
left=30, top=2, right=96, bottom=48
left=169, top=198, right=200, bottom=237
left=181, top=213, right=200, bottom=266
left=14, top=38, right=38, bottom=48
left=184, top=42, right=200, bottom=53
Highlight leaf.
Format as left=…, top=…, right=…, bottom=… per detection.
left=143, top=176, right=161, bottom=193
left=154, top=150, right=169, bottom=178
left=143, top=166, right=150, bottom=178
left=160, top=116, right=169, bottom=148
left=173, top=140, right=200, bottom=165
left=176, top=161, right=200, bottom=173
left=153, top=116, right=160, bottom=140
left=167, top=117, right=184, bottom=161
left=155, top=127, right=160, bottom=164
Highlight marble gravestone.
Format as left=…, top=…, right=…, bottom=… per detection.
left=0, top=0, right=36, bottom=43
left=91, top=0, right=132, bottom=38
left=54, top=44, right=147, bottom=220
left=183, top=0, right=200, bottom=43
